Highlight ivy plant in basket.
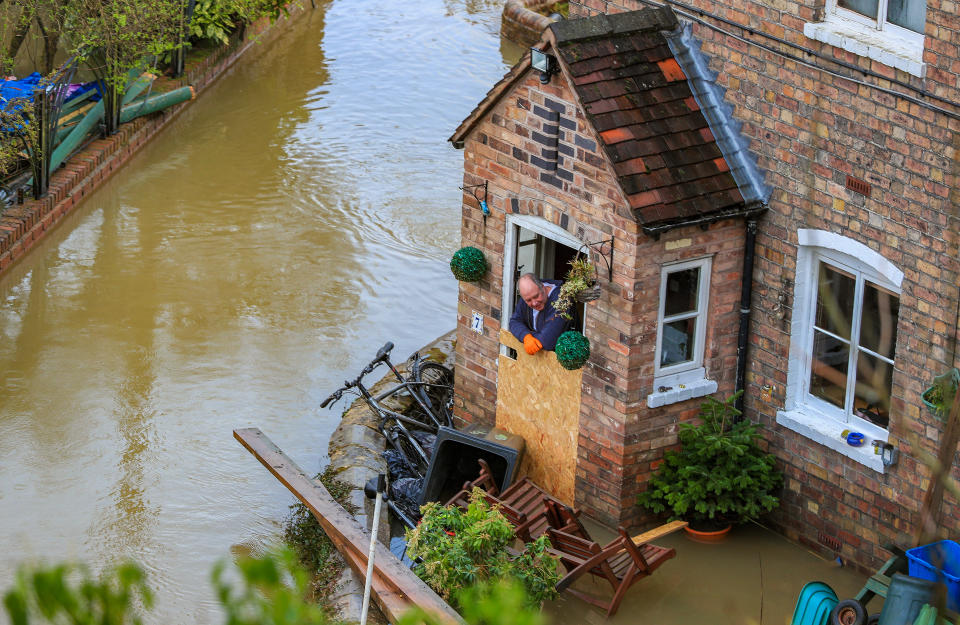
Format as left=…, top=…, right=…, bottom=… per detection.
left=553, top=257, right=600, bottom=321
left=637, top=392, right=783, bottom=534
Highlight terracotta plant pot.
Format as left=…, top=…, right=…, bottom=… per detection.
left=683, top=524, right=732, bottom=543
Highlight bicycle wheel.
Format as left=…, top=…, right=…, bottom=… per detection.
left=413, top=361, right=454, bottom=427
left=382, top=421, right=429, bottom=478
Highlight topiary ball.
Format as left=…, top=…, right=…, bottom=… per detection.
left=450, top=246, right=488, bottom=282
left=555, top=331, right=590, bottom=370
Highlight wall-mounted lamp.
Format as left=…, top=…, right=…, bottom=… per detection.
left=530, top=48, right=557, bottom=84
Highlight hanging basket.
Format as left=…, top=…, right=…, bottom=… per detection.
left=555, top=331, right=590, bottom=370
left=450, top=246, right=488, bottom=282
left=922, top=368, right=959, bottom=421
left=575, top=283, right=601, bottom=302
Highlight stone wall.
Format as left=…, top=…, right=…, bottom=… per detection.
left=324, top=331, right=455, bottom=622
left=568, top=0, right=960, bottom=572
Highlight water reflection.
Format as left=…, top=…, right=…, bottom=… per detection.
left=0, top=0, right=516, bottom=622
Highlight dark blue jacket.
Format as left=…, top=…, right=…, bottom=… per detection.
left=508, top=280, right=571, bottom=351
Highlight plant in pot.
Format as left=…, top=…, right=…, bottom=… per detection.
left=553, top=257, right=600, bottom=321
left=637, top=392, right=783, bottom=538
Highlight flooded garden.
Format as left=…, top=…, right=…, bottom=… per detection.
left=0, top=0, right=519, bottom=621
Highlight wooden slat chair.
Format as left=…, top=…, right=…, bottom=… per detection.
left=546, top=526, right=677, bottom=617
left=445, top=459, right=559, bottom=542
left=543, top=498, right=591, bottom=539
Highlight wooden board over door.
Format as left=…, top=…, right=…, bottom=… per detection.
left=496, top=329, right=581, bottom=504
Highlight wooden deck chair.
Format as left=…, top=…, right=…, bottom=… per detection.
left=543, top=498, right=591, bottom=539
left=546, top=526, right=676, bottom=617
left=444, top=458, right=500, bottom=509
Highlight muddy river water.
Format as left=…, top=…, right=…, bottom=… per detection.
left=0, top=2, right=520, bottom=622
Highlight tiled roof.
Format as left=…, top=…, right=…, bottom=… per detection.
left=551, top=7, right=766, bottom=231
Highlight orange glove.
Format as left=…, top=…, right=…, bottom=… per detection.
left=523, top=334, right=543, bottom=355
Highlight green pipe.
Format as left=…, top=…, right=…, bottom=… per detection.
left=49, top=73, right=154, bottom=172
left=119, top=86, right=193, bottom=123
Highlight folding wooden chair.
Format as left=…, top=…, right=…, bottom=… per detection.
left=547, top=526, right=677, bottom=617
left=543, top=498, right=591, bottom=539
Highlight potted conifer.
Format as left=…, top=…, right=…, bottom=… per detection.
left=637, top=392, right=783, bottom=539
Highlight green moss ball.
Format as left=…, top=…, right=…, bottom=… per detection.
left=450, top=246, right=488, bottom=282
left=555, top=331, right=590, bottom=370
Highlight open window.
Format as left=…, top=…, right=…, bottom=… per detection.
left=778, top=229, right=903, bottom=472
left=501, top=215, right=586, bottom=357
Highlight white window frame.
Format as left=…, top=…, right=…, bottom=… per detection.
left=804, top=0, right=926, bottom=76
left=501, top=214, right=584, bottom=355
left=778, top=229, right=903, bottom=473
left=647, top=257, right=717, bottom=408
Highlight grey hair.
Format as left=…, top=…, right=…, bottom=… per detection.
left=518, top=273, right=544, bottom=288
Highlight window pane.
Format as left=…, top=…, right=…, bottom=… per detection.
left=854, top=351, right=892, bottom=428
left=859, top=282, right=899, bottom=359
left=661, top=318, right=695, bottom=367
left=664, top=268, right=699, bottom=317
left=810, top=330, right=849, bottom=408
left=838, top=0, right=879, bottom=18
left=887, top=0, right=926, bottom=32
left=814, top=263, right=855, bottom=339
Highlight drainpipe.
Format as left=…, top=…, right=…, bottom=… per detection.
left=735, top=217, right=759, bottom=417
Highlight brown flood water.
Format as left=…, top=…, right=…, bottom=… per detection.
left=0, top=1, right=520, bottom=622
left=0, top=2, right=872, bottom=624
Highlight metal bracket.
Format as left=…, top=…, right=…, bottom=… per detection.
left=578, top=237, right=614, bottom=281
left=460, top=182, right=489, bottom=217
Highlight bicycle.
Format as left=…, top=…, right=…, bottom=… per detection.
left=320, top=342, right=454, bottom=478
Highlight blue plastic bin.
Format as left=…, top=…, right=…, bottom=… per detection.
left=906, top=540, right=960, bottom=612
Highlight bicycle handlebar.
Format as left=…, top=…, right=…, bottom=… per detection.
left=320, top=342, right=396, bottom=408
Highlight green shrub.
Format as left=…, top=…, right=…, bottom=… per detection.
left=3, top=561, right=152, bottom=625
left=405, top=488, right=561, bottom=610
left=638, top=392, right=783, bottom=528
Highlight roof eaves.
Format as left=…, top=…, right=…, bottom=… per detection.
left=663, top=22, right=771, bottom=204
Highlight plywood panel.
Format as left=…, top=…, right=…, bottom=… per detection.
left=496, top=328, right=581, bottom=504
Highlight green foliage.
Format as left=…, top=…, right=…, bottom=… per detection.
left=212, top=548, right=331, bottom=625
left=2, top=561, right=153, bottom=625
left=450, top=246, right=488, bottom=282
left=405, top=488, right=561, bottom=610
left=553, top=257, right=594, bottom=320
left=638, top=392, right=783, bottom=527
left=922, top=368, right=959, bottom=421
left=282, top=467, right=356, bottom=608
left=189, top=0, right=291, bottom=44
left=554, top=331, right=590, bottom=370
left=0, top=94, right=36, bottom=178
left=397, top=580, right=545, bottom=625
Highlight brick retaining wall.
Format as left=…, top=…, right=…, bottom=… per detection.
left=0, top=3, right=308, bottom=276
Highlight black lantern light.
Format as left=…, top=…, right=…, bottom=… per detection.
left=530, top=48, right=557, bottom=84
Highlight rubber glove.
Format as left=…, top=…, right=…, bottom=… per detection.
left=523, top=334, right=542, bottom=355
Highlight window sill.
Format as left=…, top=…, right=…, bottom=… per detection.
left=776, top=408, right=887, bottom=473
left=803, top=19, right=924, bottom=77
left=647, top=377, right=717, bottom=408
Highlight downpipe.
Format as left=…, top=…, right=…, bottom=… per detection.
left=735, top=218, right=759, bottom=417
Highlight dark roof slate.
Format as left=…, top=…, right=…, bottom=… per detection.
left=550, top=8, right=758, bottom=229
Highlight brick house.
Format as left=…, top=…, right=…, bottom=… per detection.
left=449, top=7, right=770, bottom=528
left=450, top=0, right=960, bottom=573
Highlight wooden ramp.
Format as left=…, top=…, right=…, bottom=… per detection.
left=234, top=427, right=464, bottom=625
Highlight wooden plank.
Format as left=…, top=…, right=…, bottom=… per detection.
left=233, top=428, right=464, bottom=625
left=631, top=520, right=688, bottom=546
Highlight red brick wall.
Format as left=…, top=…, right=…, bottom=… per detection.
left=569, top=0, right=960, bottom=570
left=454, top=67, right=747, bottom=526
